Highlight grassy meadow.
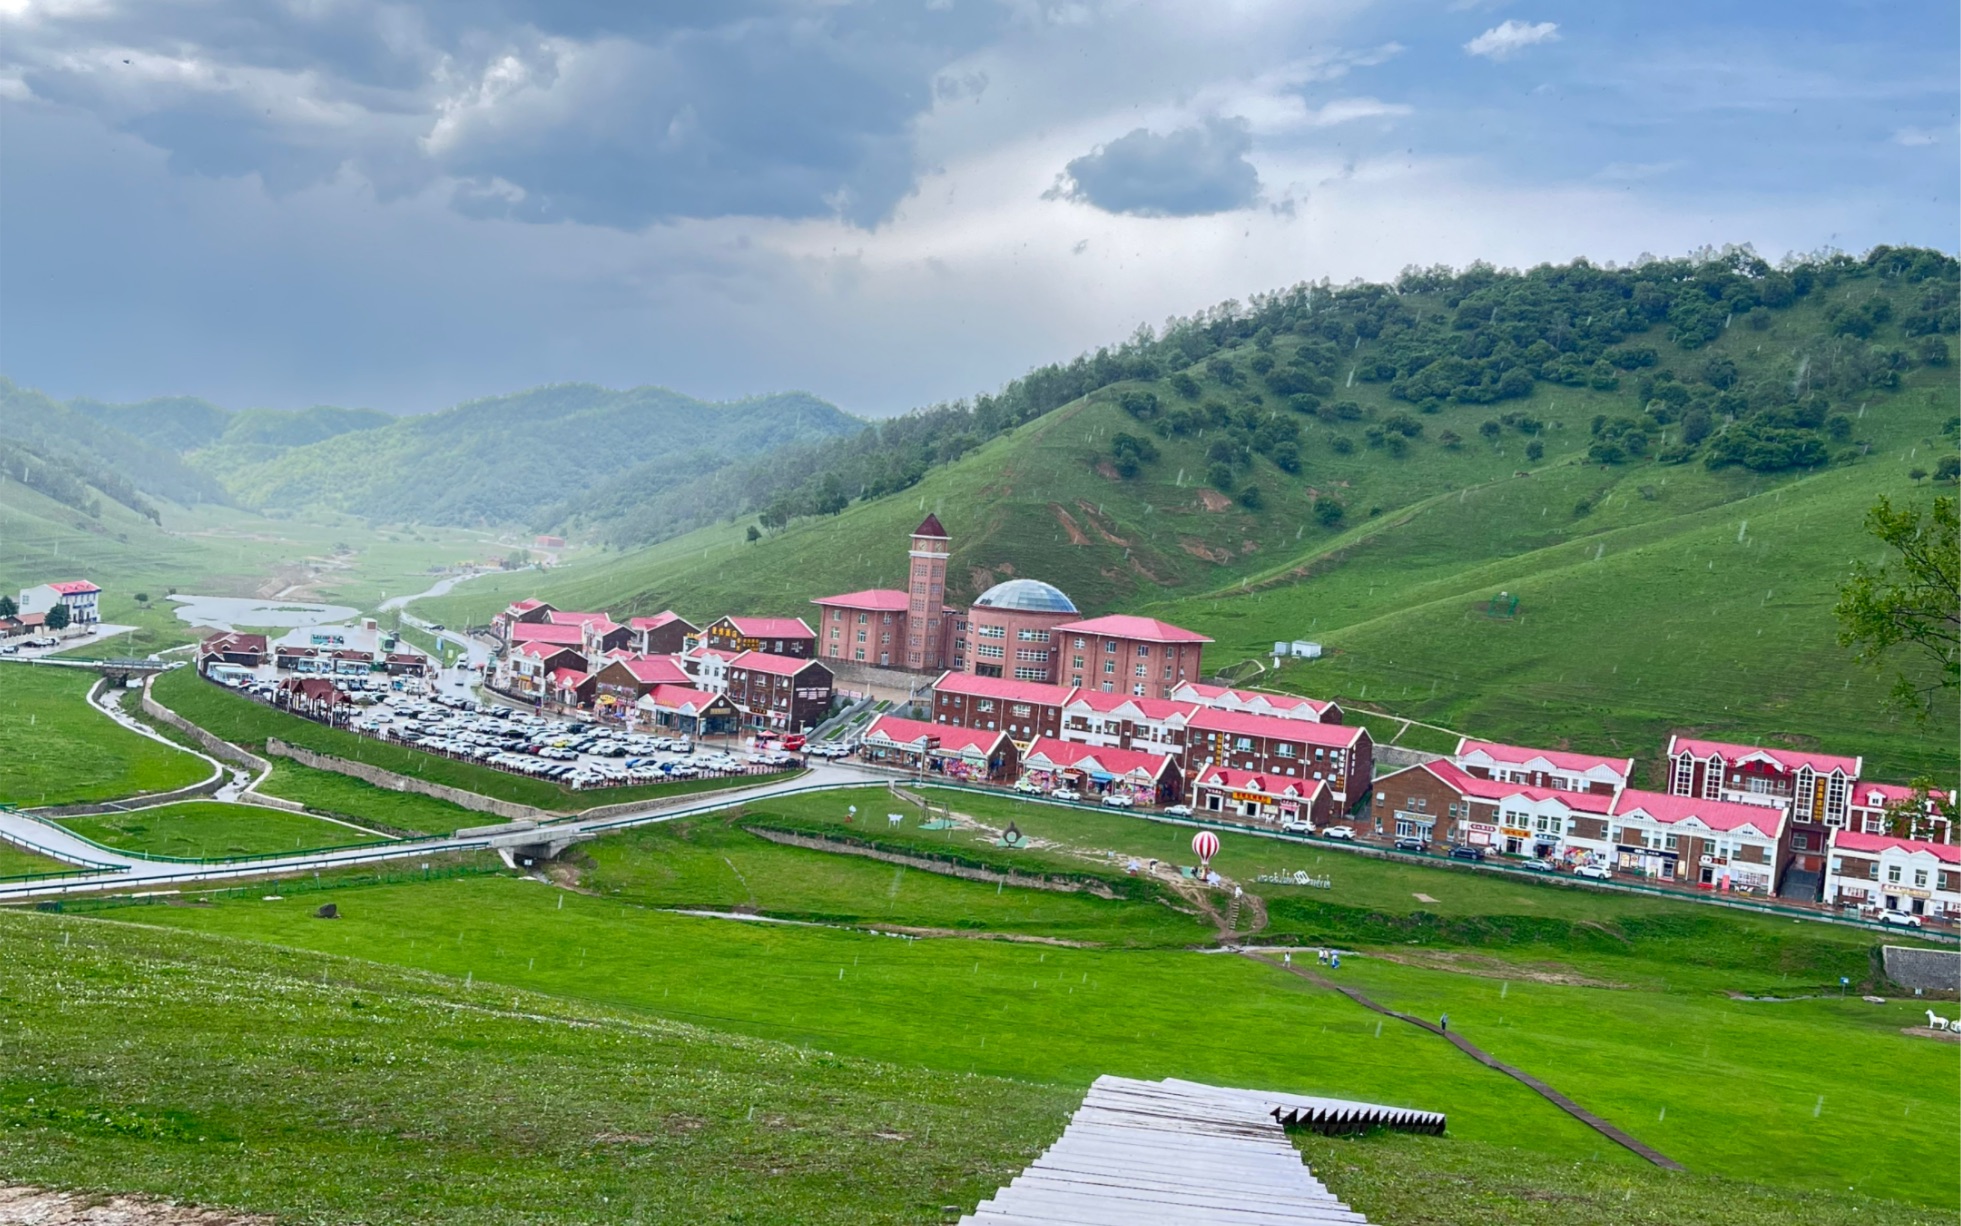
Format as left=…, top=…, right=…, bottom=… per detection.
left=255, top=757, right=493, bottom=837
left=54, top=800, right=386, bottom=859
left=117, top=783, right=1959, bottom=1213
left=0, top=664, right=208, bottom=806
left=0, top=840, right=70, bottom=878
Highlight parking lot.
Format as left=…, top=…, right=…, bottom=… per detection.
left=223, top=677, right=798, bottom=790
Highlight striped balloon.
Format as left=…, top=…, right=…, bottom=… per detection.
left=1192, top=830, right=1220, bottom=862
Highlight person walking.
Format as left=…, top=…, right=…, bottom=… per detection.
left=1439, top=1013, right=1449, bottom=1032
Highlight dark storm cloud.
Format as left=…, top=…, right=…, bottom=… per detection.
left=3, top=0, right=1002, bottom=227
left=1049, top=117, right=1262, bottom=217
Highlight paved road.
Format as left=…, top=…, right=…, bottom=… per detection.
left=0, top=761, right=891, bottom=901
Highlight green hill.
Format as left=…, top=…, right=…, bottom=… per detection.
left=420, top=247, right=1959, bottom=780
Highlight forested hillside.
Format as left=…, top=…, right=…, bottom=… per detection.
left=423, top=245, right=1959, bottom=778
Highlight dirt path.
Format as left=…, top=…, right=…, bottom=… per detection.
left=0, top=1186, right=270, bottom=1225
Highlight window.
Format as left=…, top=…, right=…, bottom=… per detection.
left=1016, top=649, right=1049, bottom=662
left=977, top=624, right=1006, bottom=639
left=1276, top=743, right=1297, bottom=758
left=1071, top=676, right=1083, bottom=687
left=1136, top=644, right=1150, bottom=657
left=1234, top=737, right=1253, bottom=752
left=1103, top=659, right=1116, bottom=674
left=1072, top=655, right=1085, bottom=670
left=1132, top=683, right=1147, bottom=696
left=1100, top=680, right=1113, bottom=692
left=1016, top=667, right=1050, bottom=682
left=1133, top=663, right=1147, bottom=678
left=976, top=700, right=994, bottom=712
left=1010, top=704, right=1031, bottom=717
left=1105, top=641, right=1118, bottom=653
left=977, top=644, right=1005, bottom=660
left=1073, top=637, right=1086, bottom=649
left=1664, top=834, right=1677, bottom=850
left=1914, top=869, right=1930, bottom=888
left=1887, top=865, right=1903, bottom=883
left=1017, top=628, right=1050, bottom=642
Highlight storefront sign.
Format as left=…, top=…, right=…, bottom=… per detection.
left=1230, top=790, right=1270, bottom=804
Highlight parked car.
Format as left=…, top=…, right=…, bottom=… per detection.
left=1519, top=858, right=1557, bottom=872
left=1320, top=825, right=1356, bottom=841
left=1393, top=836, right=1428, bottom=853
left=1448, top=844, right=1486, bottom=862
left=1163, top=804, right=1193, bottom=817
left=1100, top=793, right=1135, bottom=808
left=1279, top=817, right=1312, bottom=833
left=1014, top=779, right=1042, bottom=794
left=1573, top=863, right=1612, bottom=880
left=1051, top=788, right=1082, bottom=802
left=1880, top=910, right=1924, bottom=929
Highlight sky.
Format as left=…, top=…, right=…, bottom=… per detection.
left=1, top=0, right=1955, bottom=418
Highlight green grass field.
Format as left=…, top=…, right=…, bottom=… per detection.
left=0, top=839, right=71, bottom=878
left=0, top=664, right=209, bottom=806
left=255, top=758, right=492, bottom=836
left=122, top=781, right=1960, bottom=1214
left=54, top=800, right=386, bottom=859
left=151, top=665, right=771, bottom=813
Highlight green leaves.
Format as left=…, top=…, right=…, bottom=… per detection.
left=1834, top=494, right=1960, bottom=720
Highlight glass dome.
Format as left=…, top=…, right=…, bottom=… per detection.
left=973, top=578, right=1079, bottom=614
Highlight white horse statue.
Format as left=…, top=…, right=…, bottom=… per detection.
left=1925, top=1009, right=1953, bottom=1032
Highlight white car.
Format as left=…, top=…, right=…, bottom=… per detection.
left=1574, top=864, right=1612, bottom=881
left=1162, top=804, right=1193, bottom=817
left=1100, top=793, right=1135, bottom=808
left=1880, top=910, right=1924, bottom=929
left=1320, top=825, right=1356, bottom=841
left=1013, top=779, right=1042, bottom=794
left=1051, top=788, right=1082, bottom=802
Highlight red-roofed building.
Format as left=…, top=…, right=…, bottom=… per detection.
left=811, top=517, right=963, bottom=672
left=1367, top=759, right=1616, bottom=854
left=637, top=684, right=740, bottom=736
left=1171, top=681, right=1343, bottom=725
left=1454, top=739, right=1632, bottom=795
left=383, top=652, right=428, bottom=677
left=492, top=599, right=555, bottom=642
left=1666, top=736, right=1863, bottom=896
left=509, top=621, right=587, bottom=648
left=725, top=651, right=834, bottom=731
left=1190, top=765, right=1334, bottom=830
left=627, top=610, right=697, bottom=656
left=547, top=611, right=631, bottom=655
left=931, top=671, right=1077, bottom=743
left=548, top=668, right=594, bottom=708
left=504, top=640, right=587, bottom=698
left=1060, top=690, right=1201, bottom=758
left=275, top=676, right=353, bottom=724
left=18, top=579, right=100, bottom=626
left=1020, top=738, right=1182, bottom=804
left=1050, top=613, right=1211, bottom=701
left=703, top=615, right=816, bottom=658
left=589, top=654, right=691, bottom=713
left=812, top=589, right=911, bottom=668
left=1580, top=788, right=1790, bottom=892
left=680, top=645, right=742, bottom=692
left=1185, top=708, right=1371, bottom=806
left=1825, top=829, right=1961, bottom=918
left=859, top=714, right=1019, bottom=781
left=198, top=631, right=269, bottom=672
left=1847, top=782, right=1955, bottom=844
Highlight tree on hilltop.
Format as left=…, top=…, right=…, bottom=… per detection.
left=1835, top=494, right=1959, bottom=720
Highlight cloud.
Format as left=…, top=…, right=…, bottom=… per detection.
left=1046, top=117, right=1261, bottom=217
left=0, top=0, right=1005, bottom=228
left=1596, top=160, right=1684, bottom=182
left=1891, top=126, right=1942, bottom=147
left=1301, top=97, right=1411, bottom=127
left=1464, top=20, right=1560, bottom=60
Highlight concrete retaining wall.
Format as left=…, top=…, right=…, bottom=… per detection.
left=1374, top=744, right=1447, bottom=770
left=264, top=739, right=554, bottom=823
left=141, top=681, right=271, bottom=774
left=1883, top=945, right=1961, bottom=993
left=746, top=826, right=1119, bottom=897
left=26, top=778, right=223, bottom=818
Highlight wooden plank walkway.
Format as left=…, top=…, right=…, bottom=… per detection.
left=1248, top=953, right=1685, bottom=1171
left=961, top=1076, right=1442, bottom=1224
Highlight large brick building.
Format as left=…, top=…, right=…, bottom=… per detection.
left=962, top=579, right=1084, bottom=682
left=702, top=615, right=816, bottom=658
left=1183, top=708, right=1371, bottom=805
left=1050, top=614, right=1210, bottom=700
left=1824, top=830, right=1960, bottom=919
left=1665, top=737, right=1863, bottom=898
left=812, top=516, right=962, bottom=672
left=931, top=672, right=1074, bottom=743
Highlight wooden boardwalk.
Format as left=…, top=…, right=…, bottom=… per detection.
left=960, top=1076, right=1443, bottom=1224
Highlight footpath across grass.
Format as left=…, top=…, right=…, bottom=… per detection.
left=152, top=666, right=770, bottom=813
left=55, top=801, right=386, bottom=860
left=0, top=909, right=1074, bottom=1225
left=0, top=664, right=208, bottom=807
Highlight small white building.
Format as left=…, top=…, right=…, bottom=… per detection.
left=17, top=579, right=100, bottom=626
left=1825, top=830, right=1961, bottom=919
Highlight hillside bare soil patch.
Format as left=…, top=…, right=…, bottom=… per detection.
left=1366, top=947, right=1629, bottom=989
left=0, top=1186, right=269, bottom=1225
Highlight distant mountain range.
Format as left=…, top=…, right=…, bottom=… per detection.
left=0, top=380, right=862, bottom=531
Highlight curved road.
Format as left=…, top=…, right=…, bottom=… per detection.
left=0, top=762, right=890, bottom=902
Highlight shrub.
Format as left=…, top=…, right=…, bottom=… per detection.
left=1314, top=499, right=1345, bottom=527
left=1329, top=435, right=1356, bottom=455
left=1524, top=439, right=1544, bottom=461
